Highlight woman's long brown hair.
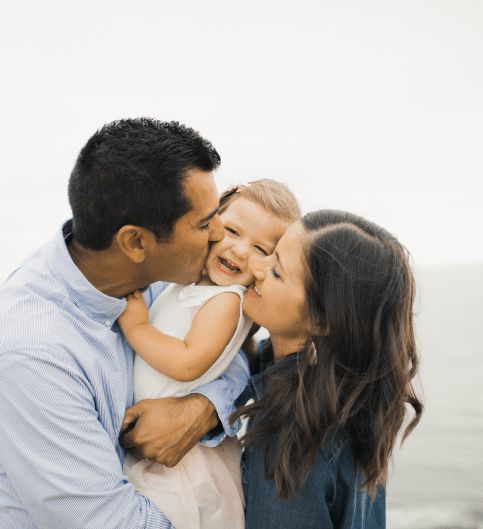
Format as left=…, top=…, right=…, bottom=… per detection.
left=231, top=210, right=423, bottom=502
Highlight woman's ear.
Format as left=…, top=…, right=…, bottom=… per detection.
left=116, top=226, right=150, bottom=263
left=311, top=315, right=330, bottom=337
left=313, top=325, right=330, bottom=337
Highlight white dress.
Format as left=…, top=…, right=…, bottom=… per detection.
left=123, top=282, right=252, bottom=529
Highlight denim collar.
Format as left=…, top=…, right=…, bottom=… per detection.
left=248, top=341, right=352, bottom=457
left=249, top=348, right=298, bottom=401
left=47, top=220, right=127, bottom=327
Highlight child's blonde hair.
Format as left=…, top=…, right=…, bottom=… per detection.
left=218, top=179, right=301, bottom=223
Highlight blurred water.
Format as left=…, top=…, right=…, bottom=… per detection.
left=386, top=264, right=483, bottom=528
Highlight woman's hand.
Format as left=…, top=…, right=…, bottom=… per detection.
left=117, top=290, right=149, bottom=336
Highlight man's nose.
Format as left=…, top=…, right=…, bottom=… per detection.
left=209, top=214, right=224, bottom=242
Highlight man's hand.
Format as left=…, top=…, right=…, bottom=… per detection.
left=118, top=290, right=149, bottom=336
left=119, top=394, right=219, bottom=467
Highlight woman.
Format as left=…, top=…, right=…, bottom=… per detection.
left=233, top=210, right=423, bottom=528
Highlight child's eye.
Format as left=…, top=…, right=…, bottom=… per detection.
left=255, top=246, right=268, bottom=256
left=225, top=227, right=238, bottom=236
left=200, top=223, right=211, bottom=231
left=271, top=266, right=280, bottom=279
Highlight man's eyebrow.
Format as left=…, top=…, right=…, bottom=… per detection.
left=275, top=252, right=285, bottom=274
left=198, top=208, right=219, bottom=224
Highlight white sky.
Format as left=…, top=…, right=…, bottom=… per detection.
left=1, top=0, right=482, bottom=282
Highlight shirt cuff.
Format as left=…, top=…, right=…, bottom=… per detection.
left=190, top=352, right=249, bottom=446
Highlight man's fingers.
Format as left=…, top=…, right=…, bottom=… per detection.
left=119, top=396, right=215, bottom=466
left=127, top=448, right=145, bottom=462
left=119, top=402, right=144, bottom=437
left=119, top=428, right=136, bottom=450
left=160, top=453, right=182, bottom=468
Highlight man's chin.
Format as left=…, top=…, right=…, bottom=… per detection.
left=176, top=269, right=203, bottom=286
left=193, top=269, right=204, bottom=284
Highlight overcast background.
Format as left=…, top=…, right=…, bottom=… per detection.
left=1, top=0, right=482, bottom=280
left=1, top=1, right=482, bottom=527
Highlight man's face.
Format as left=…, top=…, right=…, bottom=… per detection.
left=146, top=169, right=224, bottom=285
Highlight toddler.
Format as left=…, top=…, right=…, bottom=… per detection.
left=118, top=179, right=300, bottom=529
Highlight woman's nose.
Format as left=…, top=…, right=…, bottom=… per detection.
left=249, top=255, right=269, bottom=280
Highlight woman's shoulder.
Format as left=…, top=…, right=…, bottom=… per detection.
left=316, top=430, right=357, bottom=477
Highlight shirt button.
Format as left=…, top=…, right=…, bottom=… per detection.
left=105, top=319, right=111, bottom=326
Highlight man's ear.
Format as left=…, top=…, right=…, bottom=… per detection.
left=116, top=226, right=151, bottom=263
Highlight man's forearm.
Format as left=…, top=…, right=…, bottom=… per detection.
left=183, top=393, right=219, bottom=437
left=119, top=351, right=249, bottom=463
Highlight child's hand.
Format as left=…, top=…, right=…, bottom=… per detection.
left=118, top=290, right=149, bottom=336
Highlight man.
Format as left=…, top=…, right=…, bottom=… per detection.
left=0, top=119, right=249, bottom=528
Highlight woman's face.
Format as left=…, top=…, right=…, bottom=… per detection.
left=242, top=221, right=310, bottom=354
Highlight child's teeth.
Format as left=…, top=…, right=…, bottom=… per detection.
left=220, top=262, right=238, bottom=273
left=254, top=286, right=261, bottom=296
left=219, top=258, right=240, bottom=273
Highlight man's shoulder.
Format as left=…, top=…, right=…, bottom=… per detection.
left=144, top=281, right=170, bottom=307
left=0, top=251, right=68, bottom=354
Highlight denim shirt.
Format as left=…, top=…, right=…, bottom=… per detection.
left=240, top=344, right=386, bottom=529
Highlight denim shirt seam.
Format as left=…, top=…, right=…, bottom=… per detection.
left=328, top=438, right=351, bottom=464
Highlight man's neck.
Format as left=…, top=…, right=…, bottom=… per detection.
left=67, top=239, right=143, bottom=299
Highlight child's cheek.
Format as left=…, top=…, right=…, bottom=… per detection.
left=241, top=271, right=256, bottom=288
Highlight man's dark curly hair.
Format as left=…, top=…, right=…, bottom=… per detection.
left=68, top=118, right=221, bottom=251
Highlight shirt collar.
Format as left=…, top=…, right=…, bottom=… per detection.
left=249, top=346, right=298, bottom=400
left=47, top=220, right=126, bottom=327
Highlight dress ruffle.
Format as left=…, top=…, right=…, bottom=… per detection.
left=124, top=438, right=245, bottom=529
left=177, top=283, right=208, bottom=307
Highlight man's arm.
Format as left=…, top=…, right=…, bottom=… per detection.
left=0, top=350, right=174, bottom=529
left=119, top=350, right=250, bottom=464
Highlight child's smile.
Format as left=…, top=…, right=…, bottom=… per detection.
left=215, top=257, right=242, bottom=276
left=205, top=197, right=291, bottom=288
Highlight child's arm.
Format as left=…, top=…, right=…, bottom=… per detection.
left=118, top=290, right=241, bottom=383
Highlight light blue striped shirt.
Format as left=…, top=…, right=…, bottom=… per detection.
left=0, top=221, right=249, bottom=529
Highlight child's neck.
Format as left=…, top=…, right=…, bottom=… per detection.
left=196, top=269, right=218, bottom=287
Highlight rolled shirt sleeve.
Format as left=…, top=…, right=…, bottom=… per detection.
left=191, top=350, right=250, bottom=445
left=0, top=350, right=174, bottom=529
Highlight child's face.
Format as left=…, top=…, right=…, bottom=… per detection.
left=205, top=197, right=290, bottom=287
